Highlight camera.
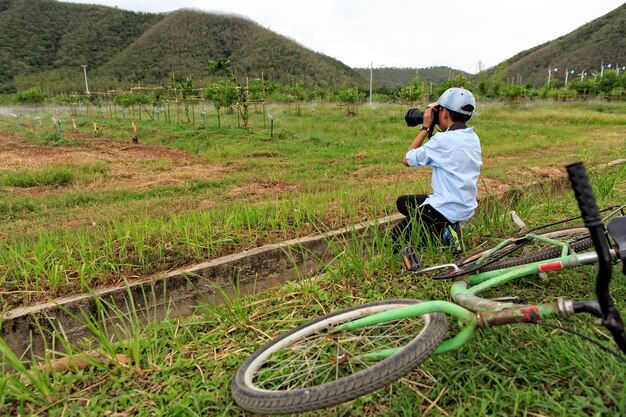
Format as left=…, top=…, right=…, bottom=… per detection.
left=405, top=106, right=440, bottom=127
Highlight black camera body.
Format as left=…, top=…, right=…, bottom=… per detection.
left=405, top=106, right=440, bottom=128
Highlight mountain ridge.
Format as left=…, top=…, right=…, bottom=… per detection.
left=0, top=0, right=365, bottom=93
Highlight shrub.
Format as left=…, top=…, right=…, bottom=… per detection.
left=13, top=88, right=48, bottom=104
left=435, top=75, right=475, bottom=98
left=113, top=92, right=152, bottom=107
left=499, top=84, right=527, bottom=103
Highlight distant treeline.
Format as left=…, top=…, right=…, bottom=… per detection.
left=3, top=69, right=626, bottom=109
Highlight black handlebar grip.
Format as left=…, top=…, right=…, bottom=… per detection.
left=566, top=162, right=602, bottom=227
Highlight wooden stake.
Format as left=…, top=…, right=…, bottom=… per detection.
left=93, top=120, right=99, bottom=137
left=131, top=116, right=138, bottom=143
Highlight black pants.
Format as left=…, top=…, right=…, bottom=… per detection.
left=391, top=194, right=453, bottom=250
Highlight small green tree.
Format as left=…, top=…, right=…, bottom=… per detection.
left=208, top=59, right=231, bottom=78
left=499, top=84, right=527, bottom=104
left=248, top=79, right=266, bottom=101
left=208, top=59, right=251, bottom=128
left=113, top=92, right=151, bottom=108
left=288, top=82, right=308, bottom=115
left=399, top=76, right=427, bottom=105
left=179, top=76, right=195, bottom=123
left=313, top=88, right=332, bottom=103
left=169, top=72, right=184, bottom=98
left=205, top=80, right=239, bottom=127
left=336, top=87, right=363, bottom=116
left=567, top=79, right=594, bottom=99
left=435, top=75, right=475, bottom=98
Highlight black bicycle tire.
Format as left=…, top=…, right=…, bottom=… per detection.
left=435, top=227, right=592, bottom=279
left=231, top=299, right=448, bottom=415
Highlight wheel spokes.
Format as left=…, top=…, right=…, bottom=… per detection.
left=252, top=316, right=425, bottom=391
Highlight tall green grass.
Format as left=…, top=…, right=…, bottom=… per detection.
left=0, top=186, right=396, bottom=310
left=0, top=163, right=108, bottom=188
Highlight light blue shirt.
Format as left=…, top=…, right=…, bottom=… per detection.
left=404, top=126, right=482, bottom=223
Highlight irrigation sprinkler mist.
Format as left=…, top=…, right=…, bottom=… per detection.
left=268, top=115, right=274, bottom=138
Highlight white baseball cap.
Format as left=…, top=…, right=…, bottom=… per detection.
left=434, top=87, right=478, bottom=116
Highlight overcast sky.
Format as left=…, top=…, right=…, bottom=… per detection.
left=61, top=0, right=624, bottom=74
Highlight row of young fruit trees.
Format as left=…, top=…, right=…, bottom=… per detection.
left=4, top=61, right=626, bottom=129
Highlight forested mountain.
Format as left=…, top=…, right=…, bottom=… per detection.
left=0, top=0, right=161, bottom=92
left=0, top=0, right=365, bottom=93
left=99, top=10, right=363, bottom=90
left=485, top=3, right=626, bottom=87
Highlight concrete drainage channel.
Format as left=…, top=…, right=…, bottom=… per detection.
left=2, top=214, right=401, bottom=359
left=3, top=160, right=623, bottom=360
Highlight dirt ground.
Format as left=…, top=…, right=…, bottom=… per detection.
left=0, top=132, right=221, bottom=190
left=0, top=131, right=299, bottom=198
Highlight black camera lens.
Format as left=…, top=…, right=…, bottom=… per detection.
left=405, top=107, right=440, bottom=128
left=405, top=108, right=424, bottom=127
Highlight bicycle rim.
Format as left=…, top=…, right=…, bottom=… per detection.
left=231, top=299, right=448, bottom=414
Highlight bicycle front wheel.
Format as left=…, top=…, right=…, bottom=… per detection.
left=435, top=227, right=592, bottom=279
left=231, top=299, right=448, bottom=415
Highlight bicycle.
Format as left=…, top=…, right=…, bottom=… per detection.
left=231, top=162, right=626, bottom=415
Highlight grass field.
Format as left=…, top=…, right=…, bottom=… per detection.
left=1, top=100, right=625, bottom=416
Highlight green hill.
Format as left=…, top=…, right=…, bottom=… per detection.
left=485, top=4, right=626, bottom=87
left=0, top=0, right=161, bottom=92
left=356, top=4, right=626, bottom=91
left=99, top=9, right=363, bottom=90
left=0, top=0, right=365, bottom=93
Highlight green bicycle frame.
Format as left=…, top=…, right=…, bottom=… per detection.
left=335, top=237, right=603, bottom=361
